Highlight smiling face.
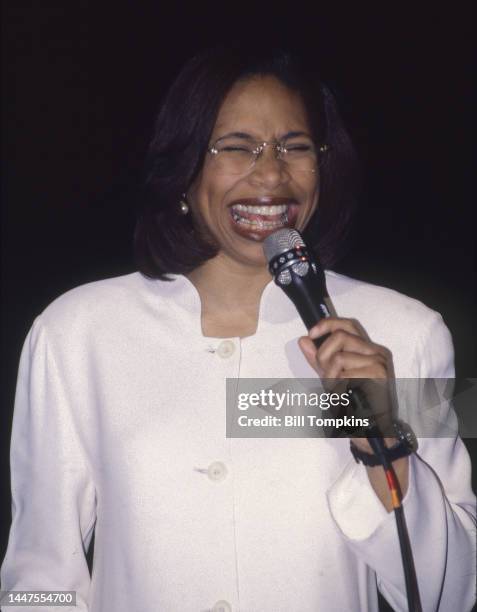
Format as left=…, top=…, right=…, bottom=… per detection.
left=187, top=75, right=320, bottom=268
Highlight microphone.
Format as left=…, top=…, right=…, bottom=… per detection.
left=262, top=228, right=332, bottom=348
left=263, top=230, right=423, bottom=610
left=262, top=228, right=377, bottom=433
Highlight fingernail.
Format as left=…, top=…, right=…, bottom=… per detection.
left=309, top=326, right=323, bottom=339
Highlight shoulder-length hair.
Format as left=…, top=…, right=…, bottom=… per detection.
left=134, top=46, right=360, bottom=279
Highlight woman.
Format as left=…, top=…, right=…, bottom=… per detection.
left=2, top=47, right=475, bottom=611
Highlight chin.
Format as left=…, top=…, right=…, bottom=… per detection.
left=236, top=242, right=273, bottom=269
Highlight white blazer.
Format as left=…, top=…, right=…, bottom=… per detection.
left=1, top=271, right=476, bottom=611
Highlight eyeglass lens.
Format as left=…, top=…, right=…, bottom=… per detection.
left=209, top=137, right=323, bottom=175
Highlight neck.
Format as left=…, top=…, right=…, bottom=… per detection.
left=187, top=253, right=271, bottom=311
left=186, top=253, right=272, bottom=338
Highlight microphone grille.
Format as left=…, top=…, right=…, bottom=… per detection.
left=263, top=229, right=306, bottom=262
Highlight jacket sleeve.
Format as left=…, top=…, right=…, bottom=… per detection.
left=1, top=317, right=96, bottom=611
left=326, top=312, right=477, bottom=612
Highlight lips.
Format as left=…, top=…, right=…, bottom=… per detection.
left=228, top=197, right=299, bottom=240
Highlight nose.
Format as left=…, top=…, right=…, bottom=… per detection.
left=248, top=144, right=289, bottom=189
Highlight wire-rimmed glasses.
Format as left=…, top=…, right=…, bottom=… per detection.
left=207, top=135, right=330, bottom=175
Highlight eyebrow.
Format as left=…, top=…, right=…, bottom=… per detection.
left=215, top=130, right=312, bottom=141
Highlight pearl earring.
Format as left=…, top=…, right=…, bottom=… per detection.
left=179, top=194, right=189, bottom=215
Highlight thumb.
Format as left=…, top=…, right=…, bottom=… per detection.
left=298, top=336, right=321, bottom=374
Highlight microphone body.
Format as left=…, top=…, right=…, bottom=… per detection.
left=263, top=231, right=332, bottom=347
left=275, top=265, right=330, bottom=330
left=263, top=228, right=374, bottom=427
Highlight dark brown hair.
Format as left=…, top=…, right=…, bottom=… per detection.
left=134, top=46, right=360, bottom=278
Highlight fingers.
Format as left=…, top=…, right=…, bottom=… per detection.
left=299, top=317, right=392, bottom=380
left=299, top=318, right=395, bottom=436
left=309, top=318, right=370, bottom=342
left=316, top=333, right=387, bottom=372
left=326, top=354, right=388, bottom=380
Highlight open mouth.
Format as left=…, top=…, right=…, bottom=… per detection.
left=228, top=199, right=299, bottom=238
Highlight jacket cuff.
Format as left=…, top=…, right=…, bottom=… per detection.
left=326, top=453, right=415, bottom=540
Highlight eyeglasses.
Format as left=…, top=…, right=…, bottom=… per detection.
left=207, top=136, right=330, bottom=175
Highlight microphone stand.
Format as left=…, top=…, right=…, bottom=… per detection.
left=313, top=315, right=423, bottom=612
left=368, top=432, right=423, bottom=612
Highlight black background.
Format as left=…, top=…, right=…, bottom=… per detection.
left=1, top=0, right=475, bottom=596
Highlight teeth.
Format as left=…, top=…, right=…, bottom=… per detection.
left=231, top=203, right=289, bottom=216
left=232, top=210, right=289, bottom=229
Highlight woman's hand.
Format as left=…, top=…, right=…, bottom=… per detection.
left=298, top=317, right=395, bottom=453
left=298, top=317, right=409, bottom=511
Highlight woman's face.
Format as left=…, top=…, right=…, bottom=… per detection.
left=188, top=75, right=319, bottom=268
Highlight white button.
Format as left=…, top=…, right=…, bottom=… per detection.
left=207, top=461, right=228, bottom=482
left=212, top=601, right=232, bottom=612
left=216, top=340, right=235, bottom=359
